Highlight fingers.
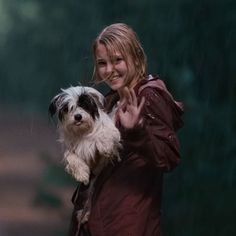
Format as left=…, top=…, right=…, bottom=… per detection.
left=138, top=96, right=145, bottom=112
left=123, top=87, right=132, bottom=104
left=116, top=88, right=145, bottom=129
left=130, top=89, right=137, bottom=106
left=122, top=87, right=145, bottom=111
left=117, top=98, right=127, bottom=114
left=123, top=87, right=137, bottom=106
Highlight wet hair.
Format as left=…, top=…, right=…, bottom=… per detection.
left=92, top=23, right=147, bottom=87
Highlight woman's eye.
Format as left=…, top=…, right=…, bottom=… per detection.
left=115, top=57, right=123, bottom=62
left=97, top=61, right=106, bottom=66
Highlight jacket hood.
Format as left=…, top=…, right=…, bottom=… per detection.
left=137, top=75, right=184, bottom=131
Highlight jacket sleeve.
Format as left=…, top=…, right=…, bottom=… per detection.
left=120, top=87, right=181, bottom=172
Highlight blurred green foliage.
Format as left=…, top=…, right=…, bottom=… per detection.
left=33, top=187, right=62, bottom=208
left=0, top=0, right=235, bottom=235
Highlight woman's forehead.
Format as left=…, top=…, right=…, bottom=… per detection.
left=96, top=43, right=124, bottom=58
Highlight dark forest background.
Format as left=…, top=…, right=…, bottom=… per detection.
left=0, top=0, right=235, bottom=235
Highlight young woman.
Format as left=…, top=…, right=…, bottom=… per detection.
left=69, top=23, right=184, bottom=236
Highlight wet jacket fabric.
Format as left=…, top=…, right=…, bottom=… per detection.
left=68, top=76, right=184, bottom=236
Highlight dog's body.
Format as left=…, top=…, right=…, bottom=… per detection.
left=49, top=86, right=121, bottom=185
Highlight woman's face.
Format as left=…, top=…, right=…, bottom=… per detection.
left=95, top=43, right=130, bottom=91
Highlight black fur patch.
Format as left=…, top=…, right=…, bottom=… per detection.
left=58, top=103, right=69, bottom=121
left=48, top=93, right=68, bottom=121
left=78, top=94, right=99, bottom=120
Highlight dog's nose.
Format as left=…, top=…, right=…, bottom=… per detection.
left=74, top=114, right=82, bottom=121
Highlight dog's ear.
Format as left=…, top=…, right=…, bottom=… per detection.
left=48, top=95, right=60, bottom=117
left=48, top=99, right=57, bottom=117
left=89, top=93, right=104, bottom=109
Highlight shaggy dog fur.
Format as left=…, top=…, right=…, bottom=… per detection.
left=49, top=86, right=121, bottom=185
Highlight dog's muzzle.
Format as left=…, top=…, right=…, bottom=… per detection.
left=74, top=114, right=83, bottom=126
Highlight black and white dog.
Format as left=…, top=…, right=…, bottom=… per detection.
left=49, top=86, right=121, bottom=185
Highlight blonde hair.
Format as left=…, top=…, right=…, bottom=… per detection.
left=92, top=23, right=147, bottom=87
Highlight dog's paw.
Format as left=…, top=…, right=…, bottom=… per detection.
left=64, top=153, right=90, bottom=185
left=73, top=170, right=90, bottom=185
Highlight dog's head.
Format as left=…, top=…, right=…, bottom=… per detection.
left=49, top=86, right=105, bottom=136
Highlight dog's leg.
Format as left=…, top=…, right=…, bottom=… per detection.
left=65, top=152, right=90, bottom=185
left=96, top=138, right=121, bottom=162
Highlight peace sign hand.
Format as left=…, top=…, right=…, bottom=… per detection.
left=116, top=87, right=145, bottom=129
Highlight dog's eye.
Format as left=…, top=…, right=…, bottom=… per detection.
left=63, top=107, right=68, bottom=113
left=69, top=106, right=74, bottom=112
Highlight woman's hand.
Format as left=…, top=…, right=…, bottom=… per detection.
left=116, top=87, right=145, bottom=129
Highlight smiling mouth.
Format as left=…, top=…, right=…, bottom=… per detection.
left=109, top=76, right=120, bottom=82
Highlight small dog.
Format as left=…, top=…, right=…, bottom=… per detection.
left=49, top=86, right=121, bottom=185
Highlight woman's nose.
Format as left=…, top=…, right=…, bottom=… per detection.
left=106, top=62, right=114, bottom=74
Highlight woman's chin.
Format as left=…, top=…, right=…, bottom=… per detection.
left=108, top=82, right=124, bottom=91
left=106, top=78, right=125, bottom=90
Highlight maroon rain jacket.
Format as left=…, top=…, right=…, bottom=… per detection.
left=69, top=76, right=184, bottom=236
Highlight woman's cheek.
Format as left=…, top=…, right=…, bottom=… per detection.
left=98, top=68, right=105, bottom=79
